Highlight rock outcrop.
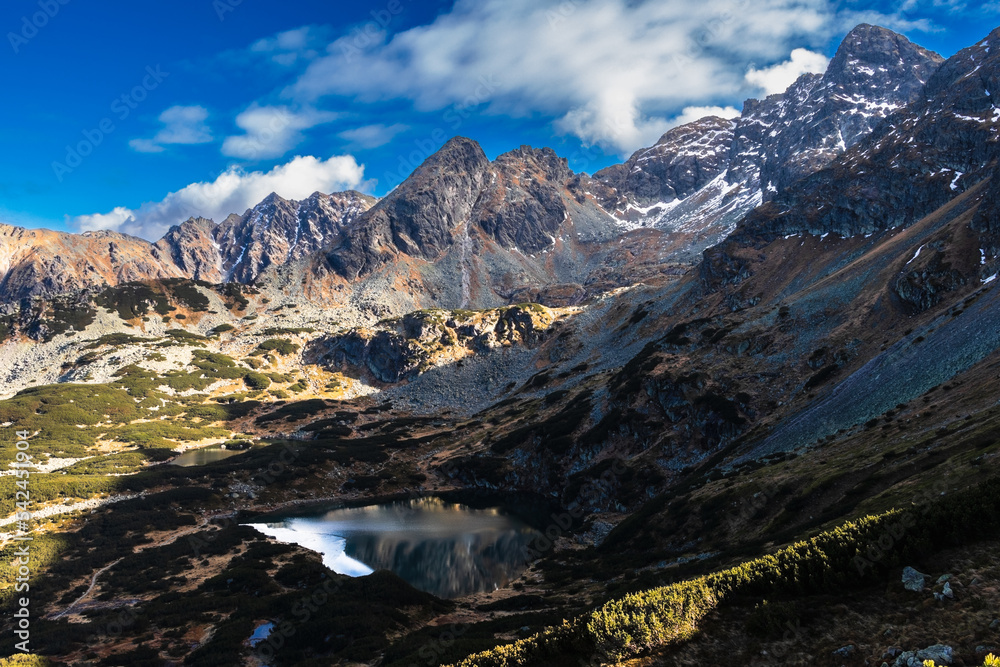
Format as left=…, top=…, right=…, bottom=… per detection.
left=307, top=305, right=560, bottom=383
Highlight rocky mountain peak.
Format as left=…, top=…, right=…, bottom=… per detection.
left=595, top=115, right=736, bottom=212
left=588, top=23, right=944, bottom=267
left=824, top=24, right=943, bottom=115
left=178, top=216, right=216, bottom=230
left=152, top=217, right=221, bottom=282
left=219, top=189, right=375, bottom=284
left=417, top=136, right=491, bottom=178
left=259, top=191, right=285, bottom=205
left=703, top=26, right=1000, bottom=291
left=495, top=145, right=572, bottom=182
left=733, top=24, right=942, bottom=195
left=324, top=138, right=492, bottom=280
left=829, top=24, right=941, bottom=74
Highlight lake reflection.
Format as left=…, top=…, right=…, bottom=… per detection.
left=170, top=445, right=249, bottom=467
left=245, top=498, right=540, bottom=598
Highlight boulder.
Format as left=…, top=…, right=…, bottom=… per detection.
left=893, top=644, right=954, bottom=667
left=901, top=566, right=928, bottom=592
left=833, top=645, right=856, bottom=658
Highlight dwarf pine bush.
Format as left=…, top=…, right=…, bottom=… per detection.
left=586, top=579, right=716, bottom=661
left=446, top=475, right=1000, bottom=667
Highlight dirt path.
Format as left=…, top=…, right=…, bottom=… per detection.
left=52, top=558, right=124, bottom=619
left=47, top=511, right=234, bottom=619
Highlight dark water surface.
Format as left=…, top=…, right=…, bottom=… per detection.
left=169, top=444, right=251, bottom=467
left=245, top=497, right=540, bottom=597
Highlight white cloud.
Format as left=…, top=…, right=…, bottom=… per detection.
left=222, top=105, right=338, bottom=160
left=76, top=207, right=135, bottom=233
left=129, top=105, right=213, bottom=153
left=745, top=48, right=831, bottom=95
left=287, top=0, right=839, bottom=153
left=72, top=155, right=367, bottom=241
left=338, top=123, right=409, bottom=149
left=669, top=105, right=742, bottom=127
left=250, top=26, right=326, bottom=66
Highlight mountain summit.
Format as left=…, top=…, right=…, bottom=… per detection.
left=594, top=23, right=944, bottom=259
left=0, top=25, right=957, bottom=316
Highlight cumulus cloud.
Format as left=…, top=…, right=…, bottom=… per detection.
left=745, top=48, right=831, bottom=95
left=222, top=105, right=338, bottom=160
left=287, top=0, right=838, bottom=153
left=129, top=105, right=213, bottom=153
left=72, top=155, right=366, bottom=241
left=338, top=123, right=409, bottom=149
left=76, top=207, right=136, bottom=233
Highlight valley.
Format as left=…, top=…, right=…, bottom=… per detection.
left=1, top=22, right=1000, bottom=667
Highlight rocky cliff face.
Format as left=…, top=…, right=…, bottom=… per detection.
left=702, top=26, right=1000, bottom=293
left=301, top=138, right=635, bottom=313
left=0, top=191, right=375, bottom=300
left=594, top=24, right=943, bottom=257
left=730, top=24, right=942, bottom=196
left=307, top=304, right=561, bottom=383
left=325, top=138, right=493, bottom=280
left=320, top=140, right=618, bottom=282
left=152, top=217, right=222, bottom=282
left=473, top=146, right=576, bottom=253
left=219, top=190, right=375, bottom=283
left=0, top=225, right=187, bottom=300
left=594, top=116, right=736, bottom=216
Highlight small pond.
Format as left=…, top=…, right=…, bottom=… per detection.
left=245, top=497, right=540, bottom=598
left=170, top=444, right=251, bottom=467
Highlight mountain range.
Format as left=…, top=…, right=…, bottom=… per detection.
left=0, top=25, right=953, bottom=313
left=4, top=22, right=1000, bottom=667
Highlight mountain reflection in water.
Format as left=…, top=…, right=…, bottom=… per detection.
left=245, top=497, right=540, bottom=598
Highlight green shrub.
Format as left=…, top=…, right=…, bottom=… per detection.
left=0, top=384, right=143, bottom=463
left=59, top=449, right=174, bottom=475
left=94, top=283, right=170, bottom=319
left=110, top=422, right=229, bottom=448
left=448, top=476, right=1000, bottom=667
left=586, top=579, right=716, bottom=661
left=190, top=350, right=237, bottom=370
left=83, top=332, right=153, bottom=348
left=252, top=339, right=299, bottom=356
left=219, top=283, right=250, bottom=311
left=243, top=372, right=271, bottom=391
left=0, top=475, right=119, bottom=517
left=261, top=327, right=315, bottom=335
left=165, top=329, right=207, bottom=342
left=111, top=364, right=161, bottom=398
left=163, top=279, right=211, bottom=311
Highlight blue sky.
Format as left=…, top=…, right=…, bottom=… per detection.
left=0, top=0, right=996, bottom=239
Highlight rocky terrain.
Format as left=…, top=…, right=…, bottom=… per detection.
left=0, top=190, right=375, bottom=301
left=0, top=28, right=944, bottom=311
left=2, top=22, right=1000, bottom=667
left=592, top=24, right=943, bottom=262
